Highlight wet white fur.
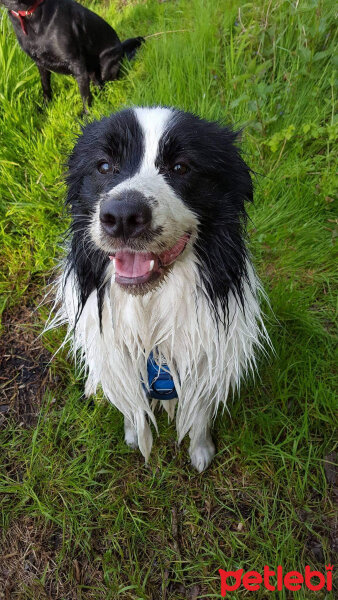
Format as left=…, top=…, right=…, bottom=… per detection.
left=49, top=107, right=269, bottom=466
left=51, top=256, right=267, bottom=462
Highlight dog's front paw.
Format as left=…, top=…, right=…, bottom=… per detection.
left=189, top=437, right=215, bottom=473
left=125, top=428, right=139, bottom=449
left=124, top=417, right=139, bottom=450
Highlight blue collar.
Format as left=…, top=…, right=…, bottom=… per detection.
left=143, top=351, right=177, bottom=400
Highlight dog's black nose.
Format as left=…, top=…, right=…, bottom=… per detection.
left=100, top=191, right=152, bottom=239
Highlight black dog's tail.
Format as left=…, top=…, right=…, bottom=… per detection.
left=121, top=36, right=145, bottom=61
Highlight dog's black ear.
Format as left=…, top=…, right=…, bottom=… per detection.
left=236, top=153, right=254, bottom=204
left=183, top=119, right=254, bottom=323
left=221, top=127, right=253, bottom=205
left=244, top=169, right=253, bottom=203
left=177, top=113, right=253, bottom=206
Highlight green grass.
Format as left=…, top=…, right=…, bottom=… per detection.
left=0, top=0, right=337, bottom=598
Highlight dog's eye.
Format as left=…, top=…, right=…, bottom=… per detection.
left=97, top=161, right=112, bottom=174
left=172, top=163, right=189, bottom=175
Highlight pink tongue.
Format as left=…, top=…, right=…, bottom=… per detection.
left=114, top=252, right=157, bottom=278
left=110, top=234, right=190, bottom=279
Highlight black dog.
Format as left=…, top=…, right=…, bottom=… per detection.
left=2, top=0, right=144, bottom=109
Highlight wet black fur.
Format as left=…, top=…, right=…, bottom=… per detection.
left=64, top=108, right=253, bottom=325
left=159, top=111, right=253, bottom=322
left=65, top=110, right=144, bottom=323
left=2, top=0, right=144, bottom=109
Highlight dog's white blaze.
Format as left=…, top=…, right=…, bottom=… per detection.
left=51, top=257, right=268, bottom=461
left=134, top=106, right=172, bottom=171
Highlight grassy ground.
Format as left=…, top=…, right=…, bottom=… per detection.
left=0, top=0, right=337, bottom=598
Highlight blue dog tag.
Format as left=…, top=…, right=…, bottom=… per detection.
left=144, top=351, right=177, bottom=400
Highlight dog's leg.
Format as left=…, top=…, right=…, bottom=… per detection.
left=38, top=66, right=52, bottom=103
left=124, top=415, right=139, bottom=450
left=74, top=72, right=92, bottom=112
left=99, top=49, right=121, bottom=82
left=189, top=419, right=216, bottom=473
left=89, top=72, right=103, bottom=88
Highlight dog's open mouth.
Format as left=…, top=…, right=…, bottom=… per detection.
left=109, top=233, right=190, bottom=287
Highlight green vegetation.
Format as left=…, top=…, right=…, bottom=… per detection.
left=0, top=1, right=336, bottom=598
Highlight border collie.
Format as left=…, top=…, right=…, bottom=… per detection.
left=2, top=0, right=143, bottom=109
left=50, top=107, right=269, bottom=472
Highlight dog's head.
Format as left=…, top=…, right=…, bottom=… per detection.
left=66, top=107, right=252, bottom=318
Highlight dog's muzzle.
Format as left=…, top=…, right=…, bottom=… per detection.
left=100, top=190, right=191, bottom=288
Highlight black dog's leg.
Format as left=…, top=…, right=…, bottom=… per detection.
left=74, top=72, right=92, bottom=113
left=38, top=66, right=52, bottom=103
left=89, top=72, right=104, bottom=88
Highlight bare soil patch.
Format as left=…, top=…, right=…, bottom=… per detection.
left=0, top=305, right=52, bottom=427
left=0, top=517, right=105, bottom=600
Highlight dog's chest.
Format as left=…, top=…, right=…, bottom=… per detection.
left=106, top=260, right=199, bottom=359
left=31, top=47, right=73, bottom=75
left=13, top=28, right=73, bottom=75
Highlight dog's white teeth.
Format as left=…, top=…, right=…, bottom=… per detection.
left=112, top=258, right=116, bottom=269
left=149, top=260, right=154, bottom=271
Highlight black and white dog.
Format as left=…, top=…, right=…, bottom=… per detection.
left=2, top=0, right=143, bottom=109
left=51, top=107, right=269, bottom=472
